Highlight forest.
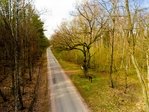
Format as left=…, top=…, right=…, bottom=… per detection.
left=0, top=0, right=49, bottom=111
left=1, top=0, right=149, bottom=112
left=51, top=0, right=149, bottom=112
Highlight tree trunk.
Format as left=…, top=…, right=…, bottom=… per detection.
left=0, top=89, right=7, bottom=102
left=109, top=19, right=115, bottom=88
left=14, top=0, right=24, bottom=111
left=125, top=0, right=135, bottom=54
left=87, top=47, right=91, bottom=68
left=131, top=55, right=149, bottom=112
left=28, top=48, right=32, bottom=81
left=11, top=70, right=15, bottom=95
left=83, top=55, right=88, bottom=77
left=146, top=52, right=149, bottom=89
left=82, top=45, right=88, bottom=77
left=109, top=29, right=114, bottom=88
left=124, top=65, right=128, bottom=93
left=18, top=83, right=24, bottom=110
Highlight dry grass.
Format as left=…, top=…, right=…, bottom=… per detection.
left=56, top=58, right=145, bottom=112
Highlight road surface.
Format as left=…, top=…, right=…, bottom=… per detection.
left=47, top=48, right=90, bottom=112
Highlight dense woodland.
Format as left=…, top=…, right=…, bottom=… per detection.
left=0, top=0, right=49, bottom=111
left=51, top=0, right=149, bottom=111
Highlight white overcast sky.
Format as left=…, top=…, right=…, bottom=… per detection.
left=34, top=0, right=82, bottom=38
left=34, top=0, right=149, bottom=38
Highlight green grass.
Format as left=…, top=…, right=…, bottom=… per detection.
left=52, top=50, right=145, bottom=112
left=70, top=74, right=144, bottom=112
left=59, top=59, right=80, bottom=71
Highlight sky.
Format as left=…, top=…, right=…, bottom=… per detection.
left=34, top=0, right=149, bottom=38
left=34, top=0, right=82, bottom=38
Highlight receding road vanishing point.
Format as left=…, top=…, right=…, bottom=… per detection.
left=47, top=48, right=90, bottom=112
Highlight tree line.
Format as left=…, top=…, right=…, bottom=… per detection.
left=51, top=0, right=149, bottom=111
left=0, top=0, right=49, bottom=111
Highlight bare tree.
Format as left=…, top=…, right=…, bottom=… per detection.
left=124, top=0, right=149, bottom=111
left=52, top=1, right=107, bottom=78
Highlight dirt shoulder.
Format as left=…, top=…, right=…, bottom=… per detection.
left=33, top=53, right=50, bottom=112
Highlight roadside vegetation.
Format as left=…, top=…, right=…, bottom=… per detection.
left=0, top=0, right=50, bottom=111
left=53, top=49, right=144, bottom=112
left=51, top=0, right=149, bottom=112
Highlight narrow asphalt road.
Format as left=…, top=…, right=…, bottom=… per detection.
left=47, top=48, right=89, bottom=112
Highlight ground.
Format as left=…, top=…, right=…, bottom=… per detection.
left=33, top=53, right=50, bottom=112
left=56, top=58, right=145, bottom=112
left=0, top=53, right=50, bottom=112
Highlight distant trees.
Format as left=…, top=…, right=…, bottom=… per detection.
left=0, top=0, right=49, bottom=111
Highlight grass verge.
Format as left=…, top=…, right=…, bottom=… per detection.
left=53, top=51, right=145, bottom=112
